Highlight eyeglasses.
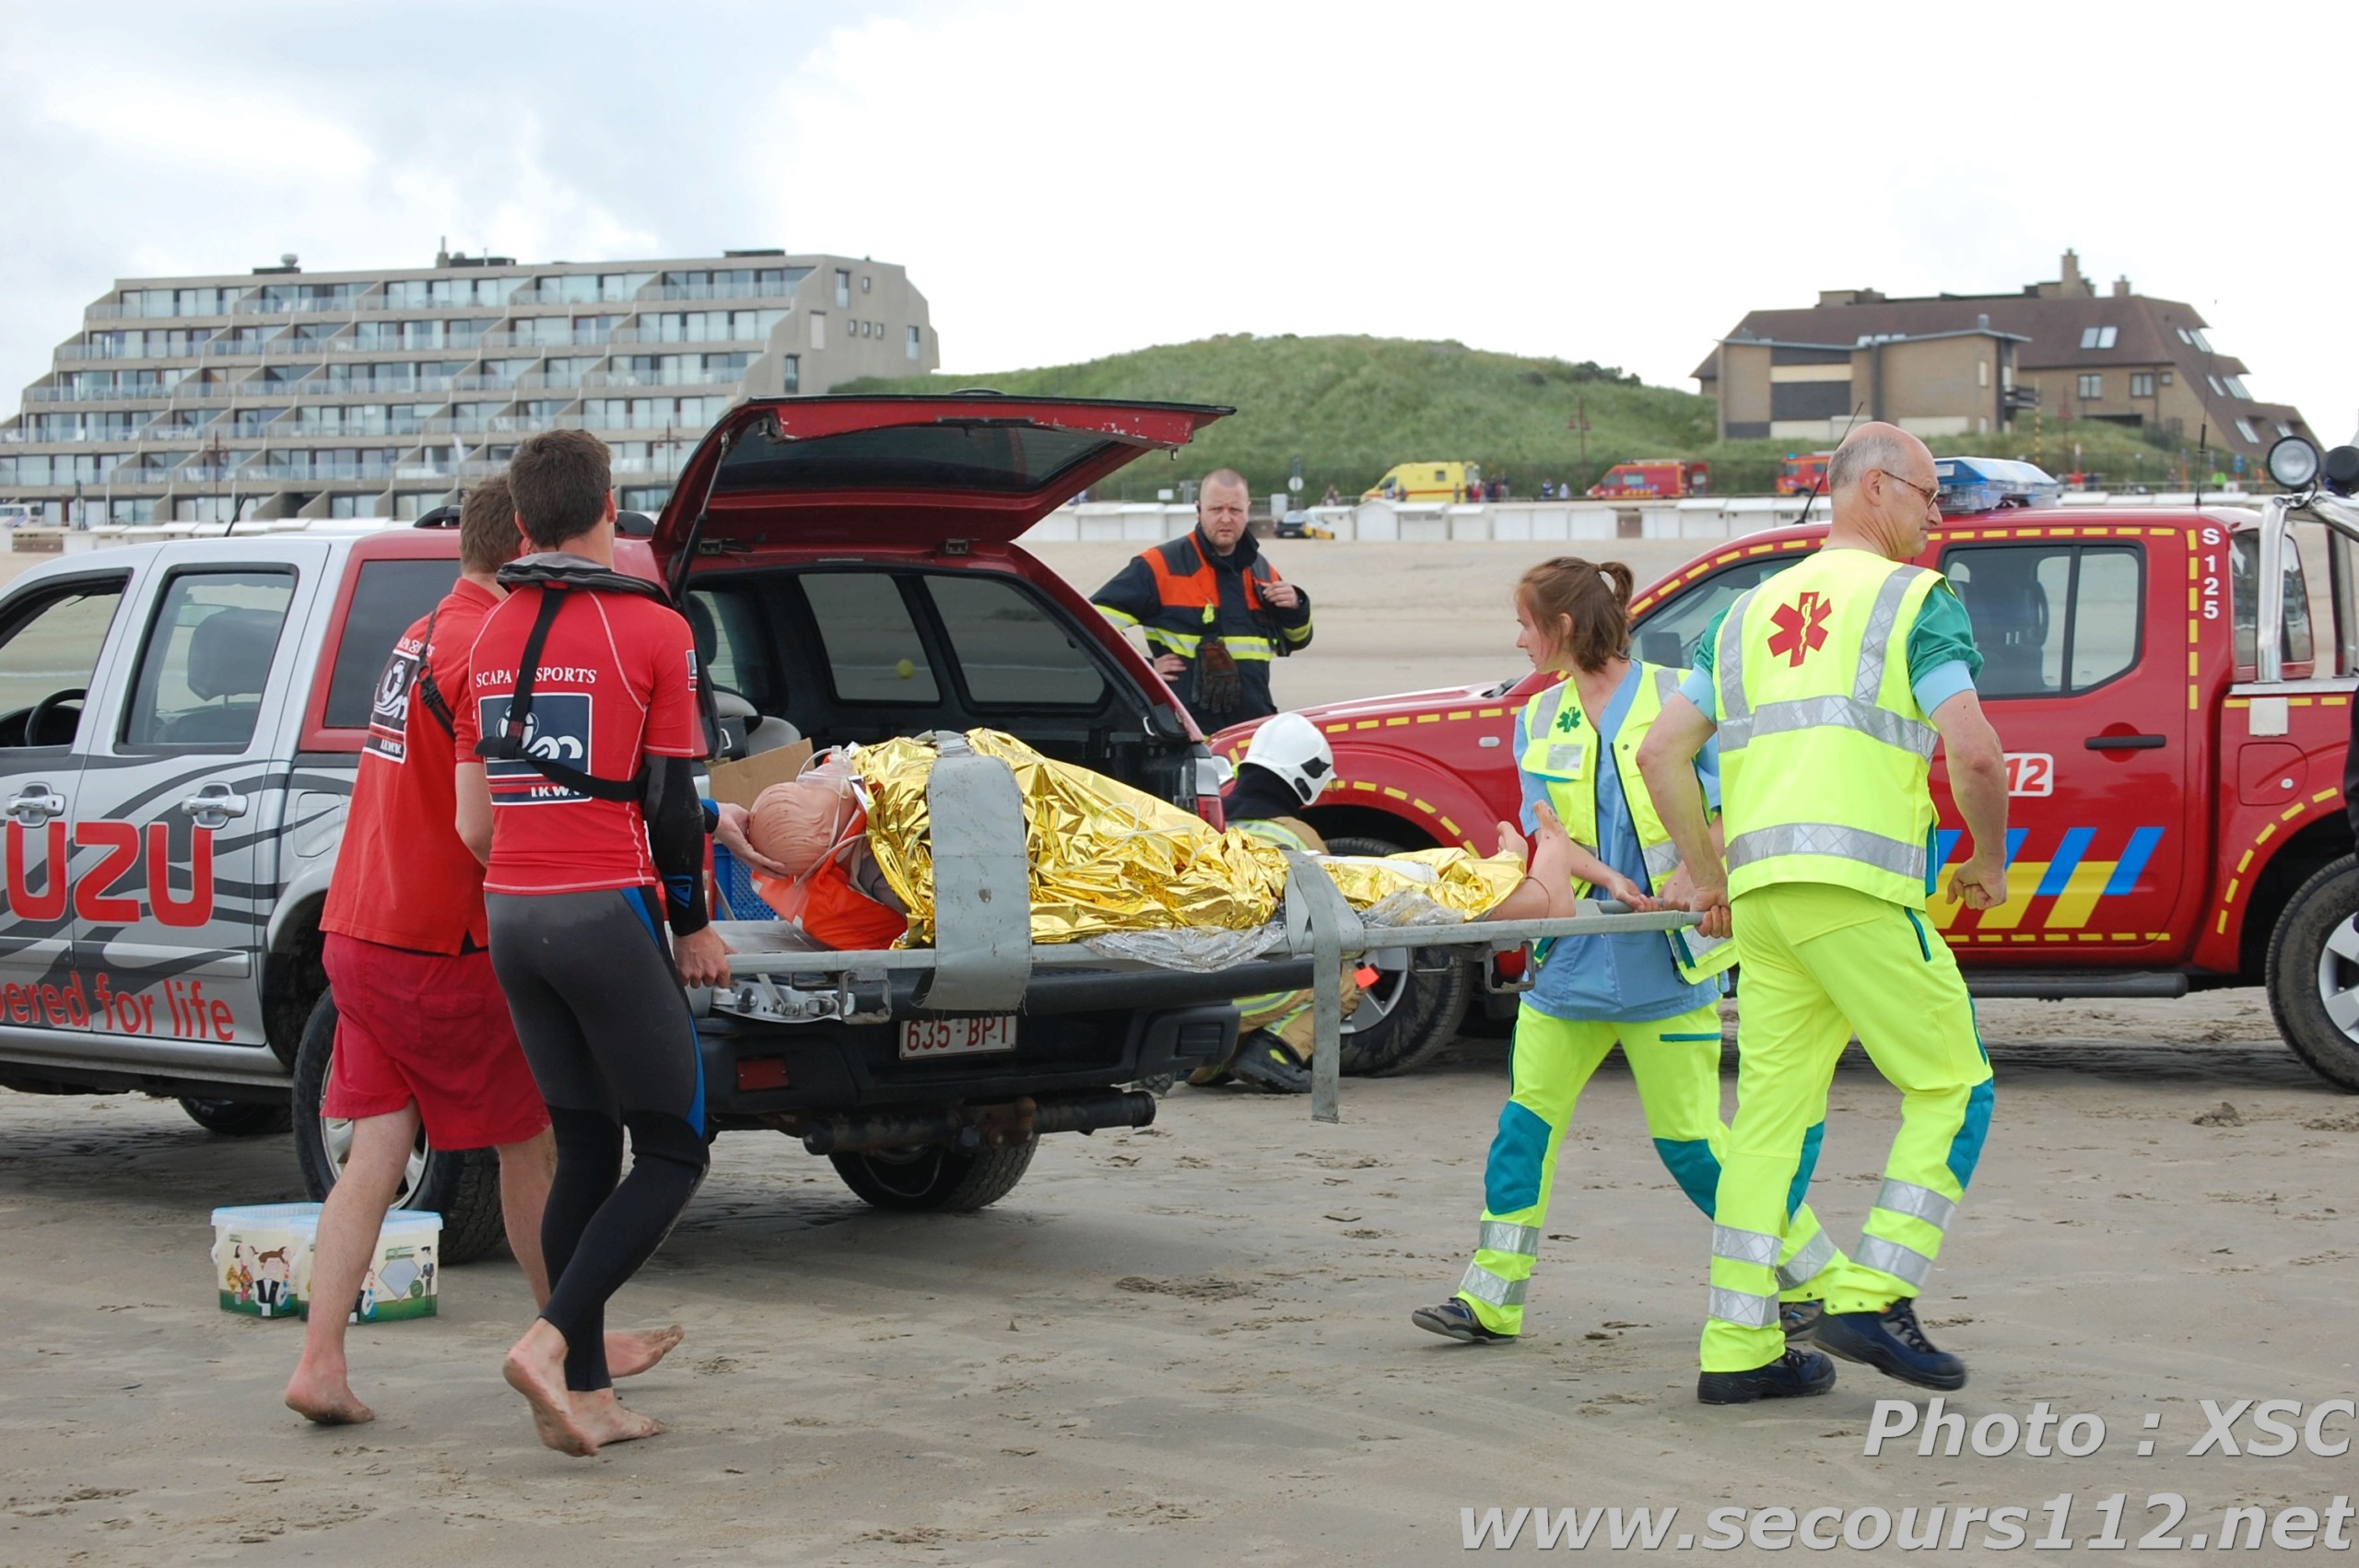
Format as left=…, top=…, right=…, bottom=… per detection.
left=1874, top=468, right=1941, bottom=510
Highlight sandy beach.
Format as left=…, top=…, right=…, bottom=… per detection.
left=1, top=535, right=2353, bottom=1564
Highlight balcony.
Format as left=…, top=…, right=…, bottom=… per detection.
left=476, top=328, right=614, bottom=350
left=59, top=341, right=216, bottom=362
left=653, top=282, right=789, bottom=301
left=28, top=383, right=177, bottom=404
left=246, top=462, right=395, bottom=483
left=232, top=294, right=372, bottom=316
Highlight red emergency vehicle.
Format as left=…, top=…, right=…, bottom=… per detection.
left=1777, top=452, right=1833, bottom=496
left=1587, top=459, right=1710, bottom=499
left=1215, top=450, right=2359, bottom=1092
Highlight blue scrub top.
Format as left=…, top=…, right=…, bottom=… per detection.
left=1518, top=663, right=1724, bottom=1024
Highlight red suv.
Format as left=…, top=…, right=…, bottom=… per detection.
left=1213, top=485, right=2359, bottom=1091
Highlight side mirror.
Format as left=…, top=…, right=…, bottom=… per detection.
left=616, top=509, right=656, bottom=538
left=2325, top=446, right=2359, bottom=498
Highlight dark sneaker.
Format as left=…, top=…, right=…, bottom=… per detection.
left=1813, top=1298, right=1966, bottom=1391
left=1412, top=1298, right=1513, bottom=1344
left=1229, top=1035, right=1312, bottom=1094
left=1696, top=1348, right=1837, bottom=1405
left=1781, top=1300, right=1824, bottom=1341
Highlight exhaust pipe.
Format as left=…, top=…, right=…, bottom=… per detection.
left=790, top=1089, right=1157, bottom=1156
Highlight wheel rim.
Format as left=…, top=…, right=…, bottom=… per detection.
left=314, top=1054, right=430, bottom=1205
left=1341, top=960, right=1410, bottom=1035
left=2316, top=915, right=2359, bottom=1037
left=854, top=1145, right=949, bottom=1199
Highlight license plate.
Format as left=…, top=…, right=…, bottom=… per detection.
left=898, top=1015, right=1017, bottom=1059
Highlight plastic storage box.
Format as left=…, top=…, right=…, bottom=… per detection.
left=210, top=1203, right=442, bottom=1321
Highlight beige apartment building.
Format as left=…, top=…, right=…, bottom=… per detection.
left=0, top=248, right=937, bottom=525
left=1696, top=251, right=2311, bottom=460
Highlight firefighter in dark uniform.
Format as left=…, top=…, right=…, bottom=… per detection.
left=1090, top=468, right=1313, bottom=732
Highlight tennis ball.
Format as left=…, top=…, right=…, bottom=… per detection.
left=896, top=658, right=915, bottom=679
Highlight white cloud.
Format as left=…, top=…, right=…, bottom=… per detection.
left=3, top=0, right=2353, bottom=441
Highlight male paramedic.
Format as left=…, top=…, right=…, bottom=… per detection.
left=454, top=429, right=729, bottom=1457
left=1637, top=422, right=2008, bottom=1405
left=286, top=478, right=680, bottom=1426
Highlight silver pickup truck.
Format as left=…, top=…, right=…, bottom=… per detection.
left=0, top=395, right=1326, bottom=1258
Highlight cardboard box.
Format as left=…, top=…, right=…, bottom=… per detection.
left=703, top=739, right=813, bottom=811
left=209, top=1203, right=441, bottom=1321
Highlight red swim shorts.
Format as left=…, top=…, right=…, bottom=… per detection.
left=321, top=931, right=549, bottom=1150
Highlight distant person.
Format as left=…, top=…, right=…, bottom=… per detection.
left=1091, top=468, right=1313, bottom=732
left=284, top=479, right=682, bottom=1428
left=1320, top=484, right=1343, bottom=508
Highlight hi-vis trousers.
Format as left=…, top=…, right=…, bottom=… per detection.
left=1702, top=883, right=1995, bottom=1373
left=1455, top=1000, right=1846, bottom=1337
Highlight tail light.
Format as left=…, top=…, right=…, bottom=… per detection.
left=1194, top=793, right=1226, bottom=830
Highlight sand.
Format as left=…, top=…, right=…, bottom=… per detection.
left=2, top=536, right=2354, bottom=1563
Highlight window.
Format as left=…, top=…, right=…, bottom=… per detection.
left=927, top=575, right=1108, bottom=707
left=2077, top=373, right=2102, bottom=400
left=2160, top=370, right=2172, bottom=386
left=2236, top=418, right=2259, bottom=444
left=907, top=325, right=921, bottom=361
left=803, top=574, right=938, bottom=702
left=2189, top=327, right=2212, bottom=352
left=1940, top=544, right=2143, bottom=697
left=123, top=568, right=297, bottom=748
left=2207, top=374, right=2225, bottom=396
left=321, top=558, right=460, bottom=727
left=2130, top=372, right=2155, bottom=398
left=1630, top=556, right=1799, bottom=671
left=685, top=586, right=776, bottom=711
left=0, top=578, right=125, bottom=748
left=2078, top=325, right=2118, bottom=349
left=2278, top=422, right=2295, bottom=439
left=781, top=354, right=800, bottom=394
left=2224, top=375, right=2251, bottom=400
left=861, top=275, right=871, bottom=293
left=2230, top=532, right=2312, bottom=670
left=835, top=269, right=851, bottom=309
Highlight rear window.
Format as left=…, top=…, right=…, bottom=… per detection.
left=714, top=419, right=1121, bottom=496
left=323, top=557, right=460, bottom=728
left=2230, top=531, right=2313, bottom=669
left=804, top=573, right=940, bottom=703
left=926, top=575, right=1107, bottom=707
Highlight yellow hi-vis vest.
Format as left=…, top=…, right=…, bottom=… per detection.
left=1232, top=814, right=1324, bottom=1024
left=1712, top=548, right=1944, bottom=908
left=1518, top=662, right=1736, bottom=984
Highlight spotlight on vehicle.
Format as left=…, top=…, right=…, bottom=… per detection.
left=2326, top=446, right=2359, bottom=498
left=2267, top=435, right=2321, bottom=492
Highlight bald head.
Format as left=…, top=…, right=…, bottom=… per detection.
left=1826, top=422, right=1939, bottom=560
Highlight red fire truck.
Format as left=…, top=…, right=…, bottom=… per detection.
left=1777, top=451, right=1834, bottom=496
left=1215, top=448, right=2359, bottom=1091
left=1587, top=459, right=1710, bottom=499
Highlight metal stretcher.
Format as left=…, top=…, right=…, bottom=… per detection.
left=711, top=741, right=1699, bottom=1123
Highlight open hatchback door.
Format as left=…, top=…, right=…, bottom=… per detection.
left=651, top=394, right=1233, bottom=588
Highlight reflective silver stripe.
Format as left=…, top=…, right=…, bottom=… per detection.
left=1458, top=1261, right=1528, bottom=1307
left=1854, top=566, right=1930, bottom=704
left=1478, top=1220, right=1543, bottom=1257
left=1738, top=694, right=1936, bottom=759
left=1543, top=742, right=1585, bottom=774
left=1711, top=1224, right=1780, bottom=1269
left=1642, top=838, right=1683, bottom=880
left=1875, top=1178, right=1957, bottom=1231
left=1526, top=681, right=1568, bottom=738
left=1708, top=1287, right=1779, bottom=1328
left=1649, top=665, right=1678, bottom=705
left=1855, top=1234, right=1935, bottom=1289
left=1725, top=822, right=1927, bottom=883
left=1777, top=1228, right=1839, bottom=1289
left=1144, top=628, right=1202, bottom=654
left=1716, top=587, right=1758, bottom=731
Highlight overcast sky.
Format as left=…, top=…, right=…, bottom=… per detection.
left=6, top=1, right=2353, bottom=444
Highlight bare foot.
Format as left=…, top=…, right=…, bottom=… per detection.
left=572, top=1387, right=667, bottom=1447
left=284, top=1364, right=373, bottom=1426
left=605, top=1324, right=685, bottom=1380
left=1529, top=802, right=1579, bottom=919
left=502, top=1323, right=599, bottom=1458
left=1495, top=820, right=1530, bottom=871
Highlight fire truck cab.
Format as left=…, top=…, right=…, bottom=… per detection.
left=1219, top=447, right=2359, bottom=1092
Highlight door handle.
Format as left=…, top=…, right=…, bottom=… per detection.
left=6, top=786, right=65, bottom=826
left=180, top=785, right=251, bottom=826
left=2083, top=735, right=2165, bottom=751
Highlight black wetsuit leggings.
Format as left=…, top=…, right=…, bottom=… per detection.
left=487, top=886, right=710, bottom=1393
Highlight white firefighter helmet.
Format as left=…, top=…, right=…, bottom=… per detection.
left=1242, top=711, right=1335, bottom=808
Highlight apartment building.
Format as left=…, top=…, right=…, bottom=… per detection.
left=1696, top=251, right=2310, bottom=458
left=0, top=249, right=937, bottom=525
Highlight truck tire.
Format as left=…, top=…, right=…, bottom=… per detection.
left=290, top=990, right=511, bottom=1262
left=1320, top=834, right=1474, bottom=1076
left=829, top=1136, right=1037, bottom=1212
left=2266, top=858, right=2359, bottom=1093
left=178, top=1097, right=294, bottom=1137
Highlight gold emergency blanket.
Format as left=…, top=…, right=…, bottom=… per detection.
left=854, top=729, right=1524, bottom=945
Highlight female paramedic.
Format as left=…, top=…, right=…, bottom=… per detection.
left=1412, top=557, right=1847, bottom=1345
